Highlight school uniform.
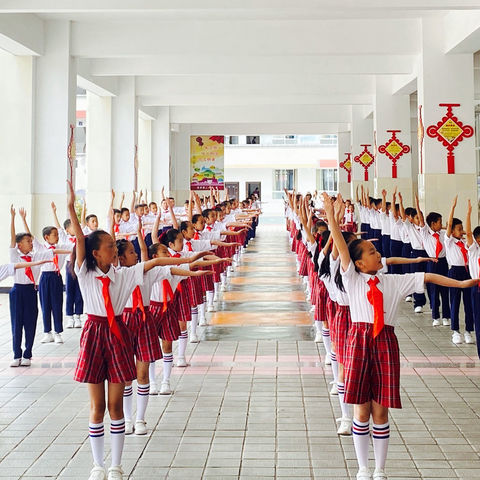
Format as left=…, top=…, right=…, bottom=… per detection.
left=183, top=239, right=212, bottom=307
left=379, top=211, right=391, bottom=259
left=150, top=269, right=177, bottom=341
left=343, top=210, right=356, bottom=234
left=368, top=208, right=382, bottom=255
left=122, top=266, right=170, bottom=363
left=9, top=248, right=54, bottom=360
left=73, top=260, right=144, bottom=384
left=389, top=215, right=404, bottom=274
left=444, top=235, right=473, bottom=333
left=341, top=261, right=425, bottom=408
left=468, top=242, right=480, bottom=354
left=403, top=221, right=428, bottom=309
left=358, top=204, right=370, bottom=240
left=420, top=226, right=451, bottom=321
left=318, top=251, right=337, bottom=327
left=36, top=240, right=72, bottom=334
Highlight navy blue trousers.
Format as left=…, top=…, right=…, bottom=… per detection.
left=448, top=265, right=474, bottom=332
left=426, top=258, right=451, bottom=320
left=9, top=284, right=38, bottom=359
left=401, top=242, right=412, bottom=275
left=411, top=249, right=428, bottom=308
left=360, top=223, right=368, bottom=240
left=471, top=287, right=480, bottom=358
left=65, top=264, right=83, bottom=316
left=39, top=272, right=64, bottom=333
left=390, top=239, right=403, bottom=274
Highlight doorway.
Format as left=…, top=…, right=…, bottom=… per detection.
left=246, top=182, right=261, bottom=199
left=225, top=182, right=239, bottom=200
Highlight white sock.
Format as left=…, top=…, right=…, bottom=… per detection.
left=123, top=385, right=133, bottom=421
left=178, top=330, right=188, bottom=357
left=206, top=290, right=214, bottom=307
left=352, top=418, right=370, bottom=470
left=198, top=303, right=206, bottom=322
left=190, top=309, right=198, bottom=336
left=214, top=283, right=220, bottom=295
left=330, top=351, right=338, bottom=384
left=322, top=328, right=332, bottom=357
left=337, top=382, right=351, bottom=419
left=162, top=353, right=173, bottom=382
left=372, top=422, right=390, bottom=470
left=89, top=422, right=105, bottom=467
left=110, top=418, right=125, bottom=467
left=136, top=383, right=150, bottom=422
left=221, top=273, right=226, bottom=285
left=314, top=320, right=322, bottom=333
left=149, top=362, right=156, bottom=385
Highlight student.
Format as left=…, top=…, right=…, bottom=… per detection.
left=9, top=206, right=58, bottom=367
left=388, top=189, right=403, bottom=275
left=66, top=181, right=183, bottom=480
left=322, top=191, right=478, bottom=480
left=444, top=195, right=474, bottom=345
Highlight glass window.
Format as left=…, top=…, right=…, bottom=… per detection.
left=274, top=169, right=295, bottom=191
left=320, top=168, right=338, bottom=192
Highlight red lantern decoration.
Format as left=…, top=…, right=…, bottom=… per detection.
left=378, top=130, right=411, bottom=179
left=339, top=153, right=352, bottom=183
left=426, top=103, right=474, bottom=174
left=354, top=144, right=374, bottom=181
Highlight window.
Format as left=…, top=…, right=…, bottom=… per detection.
left=229, top=136, right=238, bottom=145
left=246, top=135, right=260, bottom=145
left=274, top=169, right=295, bottom=191
left=320, top=168, right=338, bottom=192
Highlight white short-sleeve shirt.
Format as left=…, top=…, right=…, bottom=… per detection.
left=9, top=248, right=54, bottom=285
left=125, top=265, right=172, bottom=308
left=468, top=242, right=480, bottom=279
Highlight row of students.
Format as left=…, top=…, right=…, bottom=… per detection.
left=286, top=189, right=477, bottom=480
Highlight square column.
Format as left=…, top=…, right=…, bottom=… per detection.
left=418, top=17, right=477, bottom=219
left=138, top=115, right=152, bottom=196
left=151, top=107, right=171, bottom=201
left=33, top=20, right=77, bottom=234
left=374, top=77, right=414, bottom=204
left=337, top=131, right=352, bottom=199
left=351, top=105, right=374, bottom=194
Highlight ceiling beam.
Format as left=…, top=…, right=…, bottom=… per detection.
left=0, top=13, right=43, bottom=55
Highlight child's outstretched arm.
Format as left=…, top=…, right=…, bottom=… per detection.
left=10, top=205, right=16, bottom=248
left=169, top=202, right=179, bottom=230
left=446, top=195, right=457, bottom=238
left=67, top=181, right=85, bottom=268
left=391, top=188, right=398, bottom=220
left=51, top=202, right=62, bottom=229
left=18, top=208, right=31, bottom=235
left=425, top=273, right=478, bottom=289
left=81, top=198, right=86, bottom=227
left=386, top=256, right=437, bottom=266
left=130, top=189, right=136, bottom=214
left=137, top=221, right=149, bottom=262
left=398, top=192, right=406, bottom=221
left=381, top=189, right=387, bottom=213
left=415, top=193, right=425, bottom=227
left=466, top=199, right=473, bottom=247
left=322, top=192, right=350, bottom=272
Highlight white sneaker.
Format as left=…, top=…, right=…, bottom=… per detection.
left=336, top=418, right=352, bottom=436
left=442, top=318, right=451, bottom=326
left=10, top=358, right=21, bottom=367
left=405, top=296, right=413, bottom=303
left=41, top=332, right=54, bottom=343
left=149, top=382, right=159, bottom=395
left=414, top=306, right=423, bottom=313
left=20, top=358, right=31, bottom=367
left=189, top=333, right=199, bottom=343
left=74, top=315, right=82, bottom=328
left=324, top=353, right=331, bottom=366
left=314, top=331, right=322, bottom=343
left=125, top=420, right=134, bottom=435
left=160, top=381, right=172, bottom=395
left=207, top=305, right=215, bottom=313
left=356, top=466, right=372, bottom=480
left=329, top=381, right=338, bottom=395
left=54, top=333, right=64, bottom=344
left=432, top=318, right=441, bottom=327
left=465, top=332, right=475, bottom=344
left=107, top=466, right=124, bottom=480
left=176, top=356, right=189, bottom=367
left=134, top=420, right=147, bottom=435
left=66, top=316, right=75, bottom=328
left=452, top=331, right=463, bottom=344
left=88, top=465, right=107, bottom=480
left=373, top=468, right=388, bottom=479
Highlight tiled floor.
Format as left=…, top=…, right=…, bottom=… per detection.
left=1, top=206, right=480, bottom=479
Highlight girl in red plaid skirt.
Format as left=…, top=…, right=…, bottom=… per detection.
left=323, top=191, right=479, bottom=480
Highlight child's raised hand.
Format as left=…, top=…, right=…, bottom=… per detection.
left=467, top=199, right=472, bottom=214
left=51, top=201, right=57, bottom=212
left=452, top=195, right=458, bottom=208
left=321, top=192, right=334, bottom=216
left=398, top=192, right=403, bottom=202
left=111, top=188, right=115, bottom=199
left=461, top=278, right=480, bottom=289
left=18, top=207, right=27, bottom=220
left=381, top=189, right=387, bottom=197
left=10, top=204, right=15, bottom=217
left=67, top=180, right=75, bottom=208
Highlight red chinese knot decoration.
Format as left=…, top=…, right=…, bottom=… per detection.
left=354, top=144, right=374, bottom=181
left=378, top=130, right=410, bottom=179
left=426, top=103, right=474, bottom=174
left=339, top=153, right=352, bottom=183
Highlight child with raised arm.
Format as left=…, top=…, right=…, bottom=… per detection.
left=322, top=192, right=478, bottom=480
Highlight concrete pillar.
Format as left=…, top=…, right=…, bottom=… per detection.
left=32, top=20, right=77, bottom=235
left=111, top=77, right=138, bottom=194
left=337, top=131, right=352, bottom=199
left=351, top=105, right=374, bottom=194
left=85, top=92, right=112, bottom=228
left=170, top=129, right=191, bottom=203
left=0, top=52, right=34, bottom=264
left=151, top=107, right=171, bottom=202
left=374, top=77, right=414, bottom=204
left=418, top=16, right=477, bottom=219
left=138, top=114, right=152, bottom=196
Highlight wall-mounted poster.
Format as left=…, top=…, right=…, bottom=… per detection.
left=190, top=135, right=225, bottom=190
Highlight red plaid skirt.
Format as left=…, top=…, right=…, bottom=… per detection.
left=122, top=307, right=162, bottom=363
left=176, top=284, right=192, bottom=322
left=331, top=305, right=351, bottom=365
left=326, top=296, right=337, bottom=328
left=189, top=276, right=205, bottom=306
left=74, top=315, right=136, bottom=384
left=150, top=300, right=180, bottom=341
left=315, top=280, right=328, bottom=323
left=298, top=242, right=309, bottom=277
left=201, top=271, right=214, bottom=292
left=344, top=323, right=401, bottom=409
